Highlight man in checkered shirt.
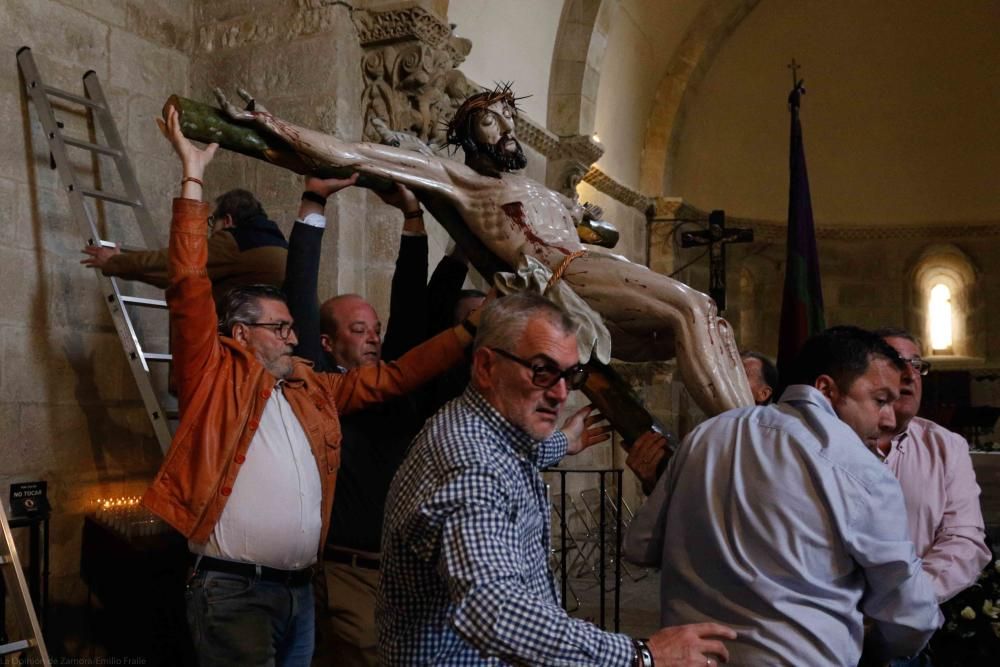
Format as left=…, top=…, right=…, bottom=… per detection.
left=377, top=293, right=735, bottom=666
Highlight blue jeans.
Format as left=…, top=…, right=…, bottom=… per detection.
left=186, top=569, right=315, bottom=667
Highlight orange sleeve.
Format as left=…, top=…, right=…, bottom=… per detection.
left=325, top=326, right=467, bottom=414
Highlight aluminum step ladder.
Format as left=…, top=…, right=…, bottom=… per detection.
left=17, top=47, right=174, bottom=453
left=0, top=504, right=50, bottom=666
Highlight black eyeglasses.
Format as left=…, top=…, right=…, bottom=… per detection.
left=490, top=347, right=588, bottom=390
left=899, top=356, right=931, bottom=376
left=245, top=320, right=296, bottom=340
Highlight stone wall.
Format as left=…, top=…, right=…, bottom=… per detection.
left=0, top=0, right=193, bottom=651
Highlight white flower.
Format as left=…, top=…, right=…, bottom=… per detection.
left=983, top=599, right=1000, bottom=619
left=994, top=559, right=1000, bottom=574
left=960, top=606, right=977, bottom=620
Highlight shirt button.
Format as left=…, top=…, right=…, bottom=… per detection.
left=248, top=419, right=259, bottom=431
left=220, top=486, right=232, bottom=496
left=234, top=454, right=246, bottom=464
left=260, top=389, right=271, bottom=400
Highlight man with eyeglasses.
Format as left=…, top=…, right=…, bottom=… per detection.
left=377, top=292, right=737, bottom=666
left=142, top=107, right=478, bottom=667
left=81, top=187, right=287, bottom=304
left=873, top=329, right=990, bottom=606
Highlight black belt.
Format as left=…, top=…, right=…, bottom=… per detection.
left=194, top=555, right=314, bottom=586
left=324, top=547, right=380, bottom=570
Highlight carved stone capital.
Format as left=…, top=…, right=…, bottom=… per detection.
left=353, top=1, right=475, bottom=146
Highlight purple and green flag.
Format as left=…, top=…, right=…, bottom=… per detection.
left=777, top=80, right=825, bottom=381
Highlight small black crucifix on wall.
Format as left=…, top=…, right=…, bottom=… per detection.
left=679, top=210, right=754, bottom=311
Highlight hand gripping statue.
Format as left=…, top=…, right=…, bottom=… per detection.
left=201, top=85, right=753, bottom=418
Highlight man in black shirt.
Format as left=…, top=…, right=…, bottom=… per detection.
left=284, top=176, right=469, bottom=666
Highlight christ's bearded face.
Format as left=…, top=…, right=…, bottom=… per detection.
left=471, top=100, right=527, bottom=172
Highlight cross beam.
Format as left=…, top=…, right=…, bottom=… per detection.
left=679, top=210, right=753, bottom=311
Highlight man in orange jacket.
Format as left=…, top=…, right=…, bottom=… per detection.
left=142, top=106, right=477, bottom=667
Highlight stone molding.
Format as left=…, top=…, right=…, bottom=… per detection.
left=514, top=116, right=561, bottom=158
left=746, top=220, right=1000, bottom=242
left=196, top=3, right=341, bottom=51
left=353, top=5, right=453, bottom=48
left=651, top=198, right=1000, bottom=242
left=512, top=119, right=605, bottom=163
left=582, top=167, right=653, bottom=214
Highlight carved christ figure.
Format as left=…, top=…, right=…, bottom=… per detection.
left=214, top=86, right=753, bottom=414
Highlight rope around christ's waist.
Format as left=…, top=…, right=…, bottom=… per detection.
left=547, top=250, right=587, bottom=289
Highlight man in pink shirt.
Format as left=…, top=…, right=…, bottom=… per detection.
left=874, top=328, right=991, bottom=603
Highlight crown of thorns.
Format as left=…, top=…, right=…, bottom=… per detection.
left=445, top=82, right=529, bottom=149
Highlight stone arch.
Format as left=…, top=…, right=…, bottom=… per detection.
left=908, top=244, right=980, bottom=359
left=638, top=0, right=762, bottom=195
left=546, top=0, right=618, bottom=136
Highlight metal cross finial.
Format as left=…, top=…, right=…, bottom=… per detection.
left=788, top=59, right=801, bottom=87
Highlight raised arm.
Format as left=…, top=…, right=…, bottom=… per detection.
left=378, top=184, right=430, bottom=361
left=283, top=174, right=359, bottom=371
left=214, top=88, right=468, bottom=202
left=157, top=106, right=222, bottom=405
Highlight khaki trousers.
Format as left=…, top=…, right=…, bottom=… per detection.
left=313, top=559, right=379, bottom=667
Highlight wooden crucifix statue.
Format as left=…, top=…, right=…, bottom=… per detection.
left=166, top=85, right=753, bottom=439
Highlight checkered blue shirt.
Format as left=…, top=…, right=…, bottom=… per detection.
left=377, top=387, right=634, bottom=665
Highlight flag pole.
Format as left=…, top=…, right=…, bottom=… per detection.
left=776, top=60, right=826, bottom=389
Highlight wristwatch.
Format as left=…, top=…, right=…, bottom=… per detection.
left=632, top=638, right=654, bottom=667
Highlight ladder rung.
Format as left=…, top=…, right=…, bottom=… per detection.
left=42, top=84, right=103, bottom=109
left=143, top=353, right=172, bottom=363
left=61, top=135, right=120, bottom=157
left=0, top=639, right=34, bottom=656
left=120, top=295, right=167, bottom=309
left=95, top=240, right=144, bottom=254
left=75, top=186, right=138, bottom=207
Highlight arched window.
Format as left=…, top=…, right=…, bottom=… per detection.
left=928, top=283, right=953, bottom=352
left=909, top=244, right=978, bottom=359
